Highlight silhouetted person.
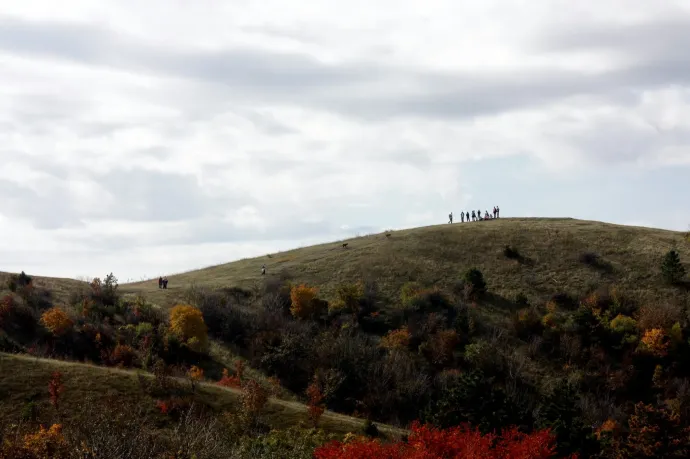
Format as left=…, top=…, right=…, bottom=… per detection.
left=493, top=206, right=497, bottom=218
left=448, top=212, right=453, bottom=224
left=460, top=211, right=465, bottom=223
left=261, top=264, right=266, bottom=275
left=163, top=277, right=168, bottom=289
left=158, top=276, right=163, bottom=289
left=485, top=210, right=490, bottom=219
left=466, top=211, right=470, bottom=222
left=471, top=210, right=476, bottom=221
left=496, top=205, right=500, bottom=218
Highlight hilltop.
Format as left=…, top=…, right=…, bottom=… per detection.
left=121, top=218, right=689, bottom=309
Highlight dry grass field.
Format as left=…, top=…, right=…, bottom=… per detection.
left=119, top=218, right=689, bottom=309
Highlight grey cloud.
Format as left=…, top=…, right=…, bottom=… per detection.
left=94, top=168, right=241, bottom=222
left=4, top=14, right=690, bottom=123
left=0, top=179, right=82, bottom=229
left=0, top=164, right=255, bottom=227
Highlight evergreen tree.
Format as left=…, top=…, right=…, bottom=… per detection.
left=661, top=249, right=686, bottom=285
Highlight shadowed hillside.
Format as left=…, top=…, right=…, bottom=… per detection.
left=121, top=218, right=689, bottom=308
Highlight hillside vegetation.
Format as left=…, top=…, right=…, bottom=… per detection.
left=2, top=217, right=690, bottom=458
left=123, top=218, right=689, bottom=308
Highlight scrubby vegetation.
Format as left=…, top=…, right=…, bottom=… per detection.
left=2, top=218, right=690, bottom=457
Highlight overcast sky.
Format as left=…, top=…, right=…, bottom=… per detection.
left=1, top=0, right=689, bottom=281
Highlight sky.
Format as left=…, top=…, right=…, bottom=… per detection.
left=1, top=0, right=689, bottom=281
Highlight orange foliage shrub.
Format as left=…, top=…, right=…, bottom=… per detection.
left=111, top=344, right=137, bottom=367
left=613, top=402, right=690, bottom=458
left=314, top=422, right=568, bottom=459
left=290, top=284, right=320, bottom=319
left=40, top=307, right=73, bottom=336
left=188, top=365, right=204, bottom=381
left=169, top=304, right=208, bottom=351
left=0, top=424, right=70, bottom=459
left=380, top=328, right=411, bottom=350
left=638, top=328, right=669, bottom=357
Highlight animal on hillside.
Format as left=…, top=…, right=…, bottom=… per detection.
left=342, top=243, right=349, bottom=248
left=385, top=233, right=391, bottom=238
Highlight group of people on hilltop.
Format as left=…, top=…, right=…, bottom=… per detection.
left=448, top=206, right=500, bottom=224
left=158, top=276, right=169, bottom=289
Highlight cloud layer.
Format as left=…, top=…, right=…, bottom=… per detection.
left=1, top=0, right=689, bottom=280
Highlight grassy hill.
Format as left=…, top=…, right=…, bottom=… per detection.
left=0, top=272, right=88, bottom=304
left=121, top=218, right=689, bottom=309
left=0, top=352, right=406, bottom=438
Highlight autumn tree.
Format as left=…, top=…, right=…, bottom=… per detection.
left=40, top=307, right=73, bottom=336
left=169, top=304, right=208, bottom=352
left=638, top=328, right=669, bottom=357
left=290, top=284, right=324, bottom=319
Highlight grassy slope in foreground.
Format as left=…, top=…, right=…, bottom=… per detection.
left=0, top=352, right=406, bottom=438
left=122, top=218, right=689, bottom=307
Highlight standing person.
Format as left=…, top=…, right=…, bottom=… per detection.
left=493, top=206, right=497, bottom=218
left=163, top=277, right=168, bottom=289
left=496, top=205, right=500, bottom=218
left=466, top=211, right=471, bottom=222
left=460, top=211, right=465, bottom=223
left=158, top=276, right=163, bottom=289
left=449, top=212, right=453, bottom=224
left=261, top=264, right=266, bottom=275
left=471, top=210, right=476, bottom=221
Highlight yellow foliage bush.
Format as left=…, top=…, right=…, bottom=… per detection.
left=40, top=307, right=73, bottom=336
left=169, top=304, right=208, bottom=351
left=380, top=328, right=411, bottom=350
left=289, top=285, right=320, bottom=319
left=332, top=282, right=364, bottom=314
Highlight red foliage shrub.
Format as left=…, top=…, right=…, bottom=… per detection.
left=217, top=360, right=246, bottom=389
left=111, top=344, right=137, bottom=367
left=314, top=422, right=571, bottom=459
left=306, top=377, right=325, bottom=427
left=48, top=371, right=64, bottom=410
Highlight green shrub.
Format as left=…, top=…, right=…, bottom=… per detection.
left=463, top=268, right=486, bottom=299
left=661, top=249, right=686, bottom=284
left=503, top=245, right=521, bottom=260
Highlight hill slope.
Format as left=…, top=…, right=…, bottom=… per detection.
left=0, top=352, right=406, bottom=438
left=122, top=218, right=689, bottom=308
